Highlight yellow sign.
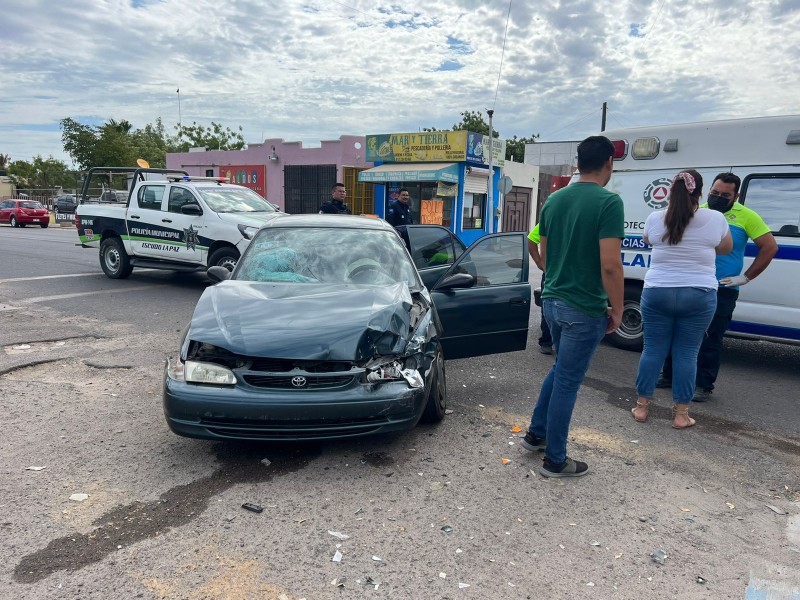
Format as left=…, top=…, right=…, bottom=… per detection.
left=367, top=131, right=468, bottom=163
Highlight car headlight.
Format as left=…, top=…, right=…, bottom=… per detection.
left=167, top=357, right=236, bottom=385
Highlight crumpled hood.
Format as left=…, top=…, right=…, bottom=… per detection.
left=185, top=281, right=413, bottom=361
left=215, top=212, right=282, bottom=229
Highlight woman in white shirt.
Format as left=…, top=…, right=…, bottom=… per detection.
left=632, top=170, right=732, bottom=428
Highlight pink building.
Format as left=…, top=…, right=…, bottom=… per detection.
left=166, top=135, right=373, bottom=214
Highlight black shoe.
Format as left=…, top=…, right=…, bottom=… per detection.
left=520, top=430, right=546, bottom=452
left=692, top=387, right=712, bottom=402
left=539, top=345, right=553, bottom=355
left=656, top=375, right=672, bottom=389
left=539, top=457, right=589, bottom=478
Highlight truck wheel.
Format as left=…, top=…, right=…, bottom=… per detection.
left=100, top=237, right=134, bottom=279
left=606, top=284, right=644, bottom=351
left=209, top=247, right=239, bottom=272
left=421, top=346, right=447, bottom=423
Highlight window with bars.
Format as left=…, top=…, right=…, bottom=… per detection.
left=284, top=164, right=337, bottom=214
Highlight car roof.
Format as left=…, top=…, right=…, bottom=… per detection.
left=261, top=214, right=393, bottom=231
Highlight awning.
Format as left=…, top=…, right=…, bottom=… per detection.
left=358, top=162, right=460, bottom=184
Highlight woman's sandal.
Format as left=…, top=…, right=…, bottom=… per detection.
left=631, top=398, right=650, bottom=423
left=672, top=404, right=696, bottom=429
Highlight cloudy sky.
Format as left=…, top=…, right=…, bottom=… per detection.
left=2, top=0, right=799, bottom=166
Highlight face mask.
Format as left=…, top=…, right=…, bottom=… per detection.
left=707, top=193, right=732, bottom=213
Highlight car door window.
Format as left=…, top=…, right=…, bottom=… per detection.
left=451, top=234, right=526, bottom=286
left=138, top=185, right=165, bottom=211
left=406, top=226, right=460, bottom=270
left=741, top=175, right=800, bottom=237
left=168, top=187, right=196, bottom=214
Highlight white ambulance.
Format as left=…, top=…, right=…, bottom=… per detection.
left=595, top=115, right=800, bottom=350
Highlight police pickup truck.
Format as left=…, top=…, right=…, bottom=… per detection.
left=76, top=167, right=282, bottom=279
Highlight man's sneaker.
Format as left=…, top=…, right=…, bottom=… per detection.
left=692, top=387, right=712, bottom=402
left=520, top=430, right=546, bottom=452
left=539, top=344, right=553, bottom=355
left=539, top=457, right=589, bottom=478
left=655, top=375, right=672, bottom=389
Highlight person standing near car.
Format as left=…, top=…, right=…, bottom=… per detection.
left=631, top=170, right=732, bottom=429
left=386, top=188, right=413, bottom=227
left=657, top=172, right=778, bottom=402
left=527, top=223, right=553, bottom=354
left=319, top=183, right=352, bottom=214
left=521, top=135, right=624, bottom=478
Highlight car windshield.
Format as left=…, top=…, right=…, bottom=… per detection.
left=235, top=227, right=420, bottom=287
left=197, top=187, right=278, bottom=213
left=21, top=201, right=44, bottom=209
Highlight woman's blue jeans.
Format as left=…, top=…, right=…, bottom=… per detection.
left=636, top=286, right=717, bottom=404
left=529, top=299, right=608, bottom=465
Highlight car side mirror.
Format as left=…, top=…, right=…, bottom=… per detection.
left=207, top=266, right=231, bottom=282
left=434, top=272, right=475, bottom=290
left=182, top=203, right=202, bottom=215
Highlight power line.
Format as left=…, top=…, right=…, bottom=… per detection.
left=493, top=0, right=513, bottom=110
left=540, top=107, right=602, bottom=140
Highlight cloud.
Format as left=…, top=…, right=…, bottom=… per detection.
left=0, top=0, right=798, bottom=164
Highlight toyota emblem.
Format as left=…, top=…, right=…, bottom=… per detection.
left=291, top=376, right=307, bottom=388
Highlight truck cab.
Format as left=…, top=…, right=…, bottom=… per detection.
left=77, top=167, right=283, bottom=279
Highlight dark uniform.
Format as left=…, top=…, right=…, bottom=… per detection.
left=386, top=200, right=413, bottom=227
left=319, top=198, right=352, bottom=214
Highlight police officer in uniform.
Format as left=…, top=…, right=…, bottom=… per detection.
left=319, top=183, right=352, bottom=214
left=386, top=188, right=413, bottom=227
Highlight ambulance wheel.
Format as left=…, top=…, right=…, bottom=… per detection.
left=606, top=283, right=644, bottom=352
left=209, top=247, right=239, bottom=272
left=100, top=237, right=133, bottom=279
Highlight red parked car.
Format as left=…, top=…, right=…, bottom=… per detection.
left=0, top=199, right=50, bottom=228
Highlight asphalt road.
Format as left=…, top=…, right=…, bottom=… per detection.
left=1, top=224, right=799, bottom=599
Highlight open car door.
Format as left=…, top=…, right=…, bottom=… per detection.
left=431, top=232, right=530, bottom=360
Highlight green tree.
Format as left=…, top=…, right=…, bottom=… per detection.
left=174, top=121, right=246, bottom=151
left=426, top=111, right=539, bottom=161
left=7, top=156, right=75, bottom=189
left=60, top=117, right=134, bottom=170
left=504, top=134, right=539, bottom=162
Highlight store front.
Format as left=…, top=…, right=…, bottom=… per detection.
left=359, top=131, right=505, bottom=246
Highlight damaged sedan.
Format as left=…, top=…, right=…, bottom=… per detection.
left=163, top=215, right=530, bottom=441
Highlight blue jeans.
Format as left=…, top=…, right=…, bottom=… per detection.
left=529, top=299, right=608, bottom=465
left=636, top=287, right=717, bottom=403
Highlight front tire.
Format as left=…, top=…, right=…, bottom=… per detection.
left=421, top=346, right=447, bottom=423
left=208, top=247, right=239, bottom=272
left=100, top=237, right=133, bottom=279
left=606, top=283, right=644, bottom=351
left=10, top=216, right=18, bottom=227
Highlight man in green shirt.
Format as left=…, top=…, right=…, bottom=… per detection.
left=520, top=136, right=624, bottom=478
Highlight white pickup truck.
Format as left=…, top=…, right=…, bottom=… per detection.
left=76, top=167, right=283, bottom=279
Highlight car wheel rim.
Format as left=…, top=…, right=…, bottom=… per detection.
left=617, top=300, right=643, bottom=340
left=217, top=257, right=237, bottom=271
left=105, top=248, right=121, bottom=273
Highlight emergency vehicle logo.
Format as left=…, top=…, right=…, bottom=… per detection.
left=183, top=225, right=199, bottom=251
left=643, top=178, right=672, bottom=209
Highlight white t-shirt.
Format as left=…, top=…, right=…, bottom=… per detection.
left=643, top=208, right=729, bottom=289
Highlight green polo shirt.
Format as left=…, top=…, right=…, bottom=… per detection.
left=540, top=182, right=624, bottom=317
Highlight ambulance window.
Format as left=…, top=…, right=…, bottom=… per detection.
left=741, top=176, right=800, bottom=237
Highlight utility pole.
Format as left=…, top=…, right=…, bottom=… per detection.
left=487, top=109, right=494, bottom=234
left=177, top=88, right=182, bottom=134
left=601, top=101, right=607, bottom=132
